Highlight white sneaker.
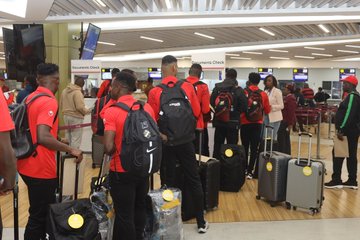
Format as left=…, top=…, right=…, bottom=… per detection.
left=247, top=173, right=253, bottom=180
left=198, top=221, right=209, bottom=234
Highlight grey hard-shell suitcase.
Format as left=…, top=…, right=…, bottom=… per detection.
left=285, top=132, right=325, bottom=215
left=92, top=134, right=105, bottom=168
left=256, top=126, right=291, bottom=206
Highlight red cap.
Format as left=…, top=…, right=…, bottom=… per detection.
left=341, top=75, right=358, bottom=86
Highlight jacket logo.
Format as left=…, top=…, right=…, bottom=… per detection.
left=169, top=102, right=181, bottom=107
left=143, top=130, right=151, bottom=139
left=146, top=147, right=157, bottom=153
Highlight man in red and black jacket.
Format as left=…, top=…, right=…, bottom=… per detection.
left=186, top=63, right=211, bottom=156
left=97, top=68, right=120, bottom=98
left=301, top=83, right=315, bottom=107
left=103, top=71, right=155, bottom=239
left=147, top=55, right=209, bottom=233
left=240, top=72, right=271, bottom=179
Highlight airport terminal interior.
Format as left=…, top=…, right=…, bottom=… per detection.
left=2, top=0, right=360, bottom=239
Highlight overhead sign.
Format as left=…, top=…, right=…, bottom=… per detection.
left=191, top=52, right=225, bottom=69
left=258, top=68, right=273, bottom=80
left=339, top=68, right=356, bottom=80
left=71, top=60, right=101, bottom=74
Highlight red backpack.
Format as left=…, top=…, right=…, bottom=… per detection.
left=214, top=89, right=234, bottom=122
left=245, top=88, right=263, bottom=122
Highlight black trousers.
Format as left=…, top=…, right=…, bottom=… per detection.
left=213, top=126, right=239, bottom=160
left=194, top=128, right=210, bottom=157
left=331, top=133, right=359, bottom=183
left=162, top=142, right=205, bottom=226
left=21, top=175, right=57, bottom=240
left=278, top=121, right=291, bottom=155
left=109, top=171, right=149, bottom=240
left=240, top=123, right=262, bottom=173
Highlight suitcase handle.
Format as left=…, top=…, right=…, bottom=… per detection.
left=59, top=153, right=80, bottom=202
left=263, top=125, right=274, bottom=157
left=297, top=132, right=312, bottom=166
left=197, top=129, right=203, bottom=165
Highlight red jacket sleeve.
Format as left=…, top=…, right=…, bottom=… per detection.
left=147, top=87, right=160, bottom=121
left=262, top=91, right=271, bottom=115
left=97, top=81, right=110, bottom=98
left=200, top=84, right=210, bottom=114
left=183, top=82, right=201, bottom=119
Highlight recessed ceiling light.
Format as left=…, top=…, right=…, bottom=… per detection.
left=294, top=55, right=315, bottom=59
left=269, top=49, right=288, bottom=53
left=230, top=57, right=251, bottom=60
left=259, top=27, right=275, bottom=36
left=270, top=56, right=290, bottom=60
left=93, top=0, right=106, bottom=7
left=0, top=52, right=4, bottom=54
left=318, top=24, right=330, bottom=33
left=311, top=53, right=333, bottom=57
left=0, top=41, right=3, bottom=43
left=304, top=47, right=325, bottom=50
left=345, top=45, right=360, bottom=49
left=194, top=32, right=215, bottom=39
left=165, top=0, right=171, bottom=8
left=226, top=53, right=240, bottom=56
left=140, top=36, right=164, bottom=43
left=0, top=57, right=5, bottom=60
left=97, top=41, right=116, bottom=46
left=337, top=49, right=359, bottom=54
left=243, top=51, right=263, bottom=55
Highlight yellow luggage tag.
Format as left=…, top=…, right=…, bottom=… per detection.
left=225, top=149, right=233, bottom=158
left=68, top=213, right=84, bottom=229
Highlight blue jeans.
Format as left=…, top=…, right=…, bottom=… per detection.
left=263, top=115, right=281, bottom=140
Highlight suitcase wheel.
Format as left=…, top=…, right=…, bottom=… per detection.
left=270, top=202, right=276, bottom=208
left=285, top=202, right=291, bottom=210
left=292, top=206, right=297, bottom=211
left=92, top=163, right=96, bottom=169
left=256, top=195, right=261, bottom=200
left=309, top=208, right=319, bottom=215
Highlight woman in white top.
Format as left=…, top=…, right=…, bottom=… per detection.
left=263, top=75, right=284, bottom=140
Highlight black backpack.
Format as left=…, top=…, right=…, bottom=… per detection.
left=114, top=101, right=162, bottom=177
left=10, top=93, right=57, bottom=159
left=91, top=94, right=111, bottom=136
left=158, top=81, right=196, bottom=146
left=214, top=88, right=235, bottom=122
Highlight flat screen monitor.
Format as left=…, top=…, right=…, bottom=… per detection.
left=2, top=28, right=17, bottom=79
left=101, top=68, right=112, bottom=80
left=339, top=68, right=356, bottom=80
left=258, top=68, right=273, bottom=80
left=148, top=67, right=162, bottom=80
left=80, top=23, right=101, bottom=60
left=293, top=68, right=308, bottom=81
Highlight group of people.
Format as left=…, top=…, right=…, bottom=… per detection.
left=1, top=58, right=360, bottom=240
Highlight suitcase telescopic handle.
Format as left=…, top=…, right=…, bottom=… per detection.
left=297, top=132, right=312, bottom=166
left=196, top=128, right=203, bottom=165
left=264, top=125, right=274, bottom=157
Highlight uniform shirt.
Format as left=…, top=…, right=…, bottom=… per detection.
left=17, top=87, right=58, bottom=179
left=186, top=76, right=211, bottom=129
left=302, top=87, right=314, bottom=100
left=0, top=88, right=14, bottom=132
left=97, top=79, right=111, bottom=98
left=282, top=94, right=297, bottom=126
left=147, top=76, right=201, bottom=122
left=103, top=95, right=155, bottom=172
left=240, top=85, right=271, bottom=125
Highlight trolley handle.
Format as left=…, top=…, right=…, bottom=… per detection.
left=297, top=132, right=312, bottom=166
left=263, top=125, right=274, bottom=157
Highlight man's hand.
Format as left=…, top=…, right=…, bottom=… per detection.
left=70, top=148, right=83, bottom=163
left=160, top=133, right=168, bottom=143
left=337, top=132, right=344, bottom=141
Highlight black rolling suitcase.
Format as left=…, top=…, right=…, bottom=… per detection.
left=219, top=144, right=246, bottom=192
left=256, top=126, right=291, bottom=207
left=47, top=154, right=99, bottom=240
left=177, top=130, right=220, bottom=221
left=92, top=134, right=105, bottom=168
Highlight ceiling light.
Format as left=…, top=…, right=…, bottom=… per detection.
left=345, top=45, right=360, bottom=49
left=294, top=55, right=315, bottom=59
left=311, top=53, right=333, bottom=57
left=98, top=41, right=116, bottom=46
left=0, top=41, right=3, bottom=43
left=93, top=0, right=106, bottom=7
left=318, top=24, right=330, bottom=33
left=259, top=28, right=275, bottom=36
left=0, top=52, right=4, bottom=54
left=226, top=53, right=240, bottom=56
left=230, top=57, right=251, bottom=60
left=243, top=51, right=263, bottom=55
left=140, top=36, right=164, bottom=43
left=270, top=57, right=290, bottom=60
left=304, top=47, right=325, bottom=50
left=194, top=32, right=215, bottom=40
left=0, top=57, right=5, bottom=60
left=269, top=49, right=288, bottom=53
left=165, top=0, right=171, bottom=8
left=337, top=49, right=359, bottom=54
left=333, top=57, right=360, bottom=62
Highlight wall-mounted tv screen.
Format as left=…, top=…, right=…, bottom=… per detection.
left=258, top=68, right=273, bottom=80
left=148, top=67, right=162, bottom=79
left=2, top=28, right=17, bottom=79
left=12, top=24, right=45, bottom=81
left=80, top=23, right=101, bottom=60
left=339, top=68, right=356, bottom=80
left=293, top=68, right=308, bottom=81
left=101, top=68, right=112, bottom=80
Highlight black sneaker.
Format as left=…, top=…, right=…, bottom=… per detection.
left=342, top=180, right=358, bottom=190
left=324, top=180, right=343, bottom=189
left=246, top=173, right=253, bottom=180
left=198, top=221, right=209, bottom=234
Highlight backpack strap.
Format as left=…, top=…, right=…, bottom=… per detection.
left=114, top=101, right=144, bottom=112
